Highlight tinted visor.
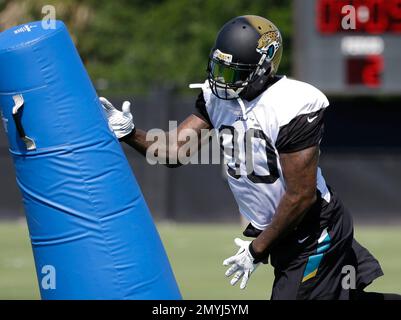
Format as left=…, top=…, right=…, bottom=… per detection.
left=209, top=59, right=255, bottom=86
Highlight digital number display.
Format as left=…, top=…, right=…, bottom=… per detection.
left=294, top=1, right=401, bottom=95
left=346, top=55, right=383, bottom=87
left=317, top=0, right=401, bottom=34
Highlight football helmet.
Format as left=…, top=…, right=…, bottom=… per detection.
left=207, top=15, right=283, bottom=100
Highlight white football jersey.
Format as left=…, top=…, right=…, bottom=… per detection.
left=198, top=76, right=331, bottom=230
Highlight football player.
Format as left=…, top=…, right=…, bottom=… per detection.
left=101, top=15, right=400, bottom=300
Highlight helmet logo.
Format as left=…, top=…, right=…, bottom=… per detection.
left=256, top=31, right=280, bottom=57
left=213, top=49, right=233, bottom=63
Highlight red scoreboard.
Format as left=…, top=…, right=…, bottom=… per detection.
left=294, top=0, right=401, bottom=95
left=317, top=0, right=401, bottom=34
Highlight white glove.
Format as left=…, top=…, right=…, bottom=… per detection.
left=100, top=97, right=135, bottom=139
left=223, top=238, right=261, bottom=290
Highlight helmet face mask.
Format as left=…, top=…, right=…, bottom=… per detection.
left=207, top=15, right=282, bottom=100
left=207, top=57, right=258, bottom=100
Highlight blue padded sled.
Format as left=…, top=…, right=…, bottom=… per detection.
left=0, top=21, right=181, bottom=300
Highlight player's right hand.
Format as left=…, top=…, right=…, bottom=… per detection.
left=223, top=238, right=261, bottom=290
left=100, top=97, right=135, bottom=139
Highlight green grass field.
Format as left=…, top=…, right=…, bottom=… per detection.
left=0, top=220, right=400, bottom=299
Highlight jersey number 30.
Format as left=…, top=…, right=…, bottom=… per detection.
left=219, top=125, right=280, bottom=184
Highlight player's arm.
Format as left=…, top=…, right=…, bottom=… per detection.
left=250, top=145, right=319, bottom=258
left=99, top=96, right=211, bottom=167
left=122, top=114, right=211, bottom=166
left=250, top=107, right=326, bottom=258
left=223, top=145, right=320, bottom=289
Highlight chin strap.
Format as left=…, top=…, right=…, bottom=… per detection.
left=236, top=97, right=248, bottom=121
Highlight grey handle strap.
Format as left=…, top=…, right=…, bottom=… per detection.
left=12, top=95, right=36, bottom=151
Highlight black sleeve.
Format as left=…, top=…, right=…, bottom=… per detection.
left=193, top=92, right=213, bottom=127
left=276, top=109, right=325, bottom=153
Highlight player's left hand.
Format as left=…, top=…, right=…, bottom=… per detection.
left=223, top=238, right=261, bottom=290
left=100, top=97, right=135, bottom=139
